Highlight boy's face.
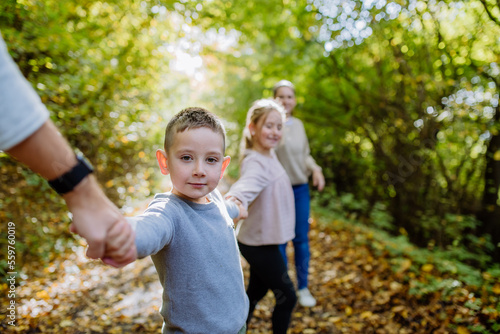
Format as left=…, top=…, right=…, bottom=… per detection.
left=156, top=127, right=230, bottom=204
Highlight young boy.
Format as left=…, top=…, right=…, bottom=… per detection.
left=108, top=107, right=249, bottom=333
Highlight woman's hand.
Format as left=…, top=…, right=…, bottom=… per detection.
left=312, top=168, right=325, bottom=192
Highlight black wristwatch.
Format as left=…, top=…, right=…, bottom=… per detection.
left=48, top=155, right=94, bottom=195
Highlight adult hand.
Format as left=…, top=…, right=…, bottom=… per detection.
left=66, top=175, right=136, bottom=267
left=100, top=217, right=137, bottom=268
left=312, top=168, right=325, bottom=192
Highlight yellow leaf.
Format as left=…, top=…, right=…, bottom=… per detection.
left=390, top=281, right=403, bottom=291
left=494, top=150, right=500, bottom=161
left=360, top=311, right=373, bottom=319
left=399, top=258, right=412, bottom=273
left=90, top=325, right=103, bottom=332
left=482, top=272, right=492, bottom=280
left=352, top=323, right=364, bottom=331
left=328, top=316, right=342, bottom=324
left=457, top=326, right=470, bottom=334
left=345, top=306, right=353, bottom=316
left=492, top=283, right=500, bottom=295
left=60, top=320, right=74, bottom=328
left=392, top=305, right=405, bottom=312
left=36, top=290, right=50, bottom=300
left=421, top=264, right=434, bottom=272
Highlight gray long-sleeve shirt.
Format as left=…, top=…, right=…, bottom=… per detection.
left=127, top=189, right=248, bottom=334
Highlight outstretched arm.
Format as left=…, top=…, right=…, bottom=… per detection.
left=7, top=120, right=136, bottom=267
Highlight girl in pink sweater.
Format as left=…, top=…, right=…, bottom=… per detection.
left=226, top=99, right=297, bottom=334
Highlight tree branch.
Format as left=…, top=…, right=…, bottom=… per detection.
left=480, top=0, right=500, bottom=26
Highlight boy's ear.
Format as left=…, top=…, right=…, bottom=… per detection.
left=156, top=149, right=170, bottom=175
left=220, top=156, right=231, bottom=180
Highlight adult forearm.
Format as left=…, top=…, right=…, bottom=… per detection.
left=5, top=120, right=77, bottom=180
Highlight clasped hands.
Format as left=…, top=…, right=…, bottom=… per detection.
left=226, top=196, right=248, bottom=225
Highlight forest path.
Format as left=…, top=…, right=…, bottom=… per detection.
left=2, top=216, right=465, bottom=333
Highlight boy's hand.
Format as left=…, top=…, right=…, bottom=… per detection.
left=235, top=200, right=248, bottom=222
left=226, top=196, right=248, bottom=224
left=101, top=219, right=138, bottom=267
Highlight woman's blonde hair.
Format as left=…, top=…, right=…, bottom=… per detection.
left=240, top=99, right=286, bottom=159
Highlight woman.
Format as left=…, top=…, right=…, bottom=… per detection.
left=273, top=79, right=325, bottom=307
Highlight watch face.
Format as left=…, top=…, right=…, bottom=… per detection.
left=78, top=155, right=94, bottom=171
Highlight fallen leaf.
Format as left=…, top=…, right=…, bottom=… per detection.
left=59, top=319, right=74, bottom=327
left=361, top=311, right=373, bottom=319
left=421, top=264, right=434, bottom=272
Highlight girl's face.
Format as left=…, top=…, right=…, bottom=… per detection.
left=274, top=86, right=296, bottom=117
left=250, top=110, right=283, bottom=155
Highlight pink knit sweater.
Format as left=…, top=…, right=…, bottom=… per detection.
left=226, top=149, right=295, bottom=246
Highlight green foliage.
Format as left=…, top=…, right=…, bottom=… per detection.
left=0, top=0, right=197, bottom=274
left=188, top=0, right=500, bottom=261
left=185, top=0, right=500, bottom=261
left=338, top=192, right=369, bottom=213
left=369, top=202, right=395, bottom=231
left=2, top=0, right=499, bottom=276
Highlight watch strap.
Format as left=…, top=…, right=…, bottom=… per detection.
left=48, top=155, right=94, bottom=195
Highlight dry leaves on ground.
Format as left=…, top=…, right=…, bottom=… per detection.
left=0, top=218, right=493, bottom=333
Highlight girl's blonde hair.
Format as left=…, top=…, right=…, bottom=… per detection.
left=240, top=99, right=286, bottom=159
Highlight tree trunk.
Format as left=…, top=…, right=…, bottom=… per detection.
left=478, top=104, right=500, bottom=261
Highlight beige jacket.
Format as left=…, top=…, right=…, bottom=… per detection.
left=275, top=117, right=320, bottom=186
left=226, top=150, right=295, bottom=246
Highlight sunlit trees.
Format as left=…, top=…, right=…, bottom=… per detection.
left=182, top=0, right=500, bottom=262
left=1, top=0, right=498, bottom=270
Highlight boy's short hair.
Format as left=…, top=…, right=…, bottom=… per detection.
left=164, top=107, right=226, bottom=153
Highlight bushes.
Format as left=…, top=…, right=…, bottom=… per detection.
left=312, top=202, right=500, bottom=333
left=312, top=189, right=494, bottom=271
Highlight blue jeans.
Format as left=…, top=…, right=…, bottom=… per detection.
left=279, top=183, right=311, bottom=290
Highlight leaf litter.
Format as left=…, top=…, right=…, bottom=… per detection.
left=0, top=217, right=495, bottom=333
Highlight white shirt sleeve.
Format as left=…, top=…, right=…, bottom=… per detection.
left=0, top=33, right=49, bottom=151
